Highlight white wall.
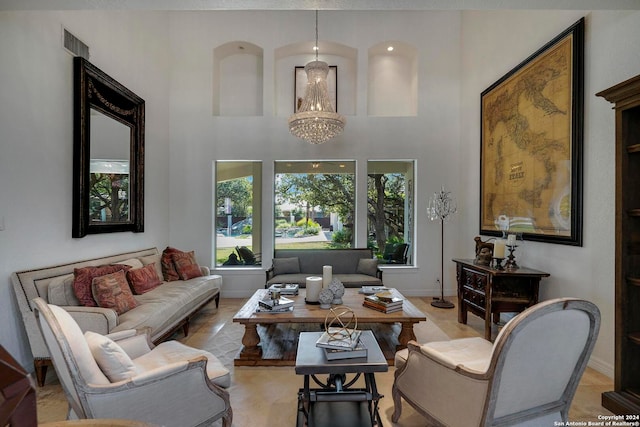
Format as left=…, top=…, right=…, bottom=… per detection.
left=460, top=10, right=640, bottom=377
left=0, top=10, right=171, bottom=369
left=166, top=10, right=463, bottom=300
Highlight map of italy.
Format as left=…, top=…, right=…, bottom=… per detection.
left=482, top=36, right=573, bottom=236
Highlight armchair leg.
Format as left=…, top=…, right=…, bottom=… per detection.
left=222, top=406, right=233, bottom=427
left=392, top=383, right=403, bottom=423
left=34, top=358, right=51, bottom=387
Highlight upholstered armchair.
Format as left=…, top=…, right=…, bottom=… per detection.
left=392, top=298, right=600, bottom=426
left=32, top=297, right=232, bottom=427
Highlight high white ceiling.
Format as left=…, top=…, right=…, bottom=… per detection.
left=1, top=0, right=640, bottom=10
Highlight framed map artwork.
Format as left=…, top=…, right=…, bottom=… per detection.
left=480, top=18, right=584, bottom=246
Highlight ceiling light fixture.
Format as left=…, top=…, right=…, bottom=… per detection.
left=288, top=10, right=346, bottom=145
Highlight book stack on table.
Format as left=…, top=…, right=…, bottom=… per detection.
left=267, top=283, right=299, bottom=295
left=363, top=292, right=404, bottom=313
left=316, top=328, right=368, bottom=360
left=256, top=296, right=295, bottom=313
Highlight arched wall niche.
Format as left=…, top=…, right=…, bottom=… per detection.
left=367, top=40, right=418, bottom=117
left=274, top=40, right=357, bottom=117
left=213, top=41, right=263, bottom=116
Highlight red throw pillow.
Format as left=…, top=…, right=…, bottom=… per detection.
left=92, top=270, right=139, bottom=315
left=172, top=251, right=203, bottom=280
left=73, top=265, right=131, bottom=307
left=161, top=247, right=182, bottom=281
left=126, top=263, right=162, bottom=294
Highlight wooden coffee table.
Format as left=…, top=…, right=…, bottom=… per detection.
left=232, top=288, right=426, bottom=366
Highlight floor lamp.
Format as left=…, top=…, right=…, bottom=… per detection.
left=428, top=186, right=456, bottom=309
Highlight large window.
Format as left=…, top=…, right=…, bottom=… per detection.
left=214, top=161, right=262, bottom=267
left=274, top=161, right=355, bottom=250
left=367, top=160, right=415, bottom=265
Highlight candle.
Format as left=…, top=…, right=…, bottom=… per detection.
left=306, top=276, right=323, bottom=302
left=507, top=234, right=516, bottom=246
left=493, top=240, right=506, bottom=258
left=322, top=265, right=333, bottom=288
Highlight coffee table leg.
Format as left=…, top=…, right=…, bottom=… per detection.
left=397, top=322, right=417, bottom=350
left=238, top=323, right=262, bottom=360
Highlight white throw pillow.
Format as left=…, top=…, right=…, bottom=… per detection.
left=48, top=274, right=80, bottom=306
left=139, top=254, right=164, bottom=281
left=85, top=331, right=138, bottom=382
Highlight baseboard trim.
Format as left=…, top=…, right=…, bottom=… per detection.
left=587, top=354, right=614, bottom=379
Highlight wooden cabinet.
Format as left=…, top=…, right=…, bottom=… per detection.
left=453, top=259, right=549, bottom=340
left=597, top=74, right=640, bottom=415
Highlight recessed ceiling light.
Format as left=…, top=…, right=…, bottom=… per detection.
left=387, top=46, right=394, bottom=52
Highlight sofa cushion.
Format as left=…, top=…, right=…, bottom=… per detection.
left=266, top=273, right=382, bottom=288
left=172, top=251, right=203, bottom=280
left=139, top=254, right=164, bottom=280
left=73, top=264, right=132, bottom=307
left=161, top=247, right=182, bottom=282
left=85, top=330, right=138, bottom=382
left=357, top=258, right=379, bottom=277
left=126, top=263, right=162, bottom=295
left=92, top=270, right=139, bottom=315
left=48, top=274, right=80, bottom=306
left=273, top=257, right=300, bottom=275
left=113, top=275, right=222, bottom=340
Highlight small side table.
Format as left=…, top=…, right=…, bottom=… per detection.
left=453, top=258, right=550, bottom=340
left=295, top=331, right=388, bottom=427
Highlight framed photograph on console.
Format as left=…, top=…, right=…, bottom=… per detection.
left=294, top=65, right=337, bottom=113
left=480, top=18, right=584, bottom=246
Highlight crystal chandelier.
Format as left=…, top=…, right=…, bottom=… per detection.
left=288, top=11, right=346, bottom=145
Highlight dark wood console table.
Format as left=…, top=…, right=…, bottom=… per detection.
left=453, top=259, right=550, bottom=340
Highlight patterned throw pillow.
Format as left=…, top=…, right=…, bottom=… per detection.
left=126, top=263, right=162, bottom=295
left=92, top=270, right=139, bottom=315
left=172, top=251, right=203, bottom=280
left=73, top=265, right=131, bottom=307
left=161, top=247, right=182, bottom=281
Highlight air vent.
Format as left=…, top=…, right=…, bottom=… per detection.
left=63, top=28, right=89, bottom=59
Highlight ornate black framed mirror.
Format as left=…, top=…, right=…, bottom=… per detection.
left=72, top=57, right=145, bottom=238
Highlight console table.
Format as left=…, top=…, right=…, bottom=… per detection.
left=452, top=259, right=550, bottom=340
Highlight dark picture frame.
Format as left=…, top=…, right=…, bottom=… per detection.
left=73, top=57, right=145, bottom=238
left=294, top=65, right=337, bottom=113
left=480, top=18, right=584, bottom=246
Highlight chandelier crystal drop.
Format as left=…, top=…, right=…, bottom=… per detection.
left=288, top=12, right=346, bottom=144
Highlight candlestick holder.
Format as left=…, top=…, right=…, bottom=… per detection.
left=506, top=245, right=519, bottom=269
left=493, top=257, right=505, bottom=270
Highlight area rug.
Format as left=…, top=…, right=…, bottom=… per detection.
left=195, top=317, right=450, bottom=426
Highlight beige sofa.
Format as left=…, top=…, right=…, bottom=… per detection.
left=265, top=248, right=383, bottom=288
left=11, top=247, right=222, bottom=386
